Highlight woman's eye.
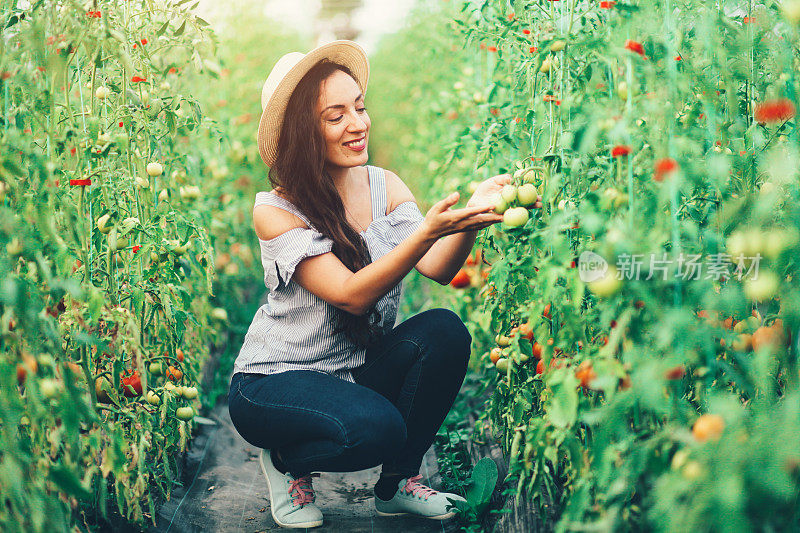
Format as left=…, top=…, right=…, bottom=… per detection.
left=358, top=107, right=367, bottom=112
left=330, top=117, right=343, bottom=123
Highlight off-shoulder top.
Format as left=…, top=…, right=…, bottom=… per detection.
left=232, top=165, right=425, bottom=383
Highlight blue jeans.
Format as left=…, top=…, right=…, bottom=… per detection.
left=228, top=308, right=471, bottom=478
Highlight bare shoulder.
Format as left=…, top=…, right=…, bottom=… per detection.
left=253, top=203, right=308, bottom=241
left=383, top=168, right=417, bottom=214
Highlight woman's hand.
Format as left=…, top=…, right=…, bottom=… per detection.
left=466, top=173, right=512, bottom=208
left=418, top=191, right=504, bottom=240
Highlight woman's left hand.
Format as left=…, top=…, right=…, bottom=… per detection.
left=466, top=173, right=512, bottom=209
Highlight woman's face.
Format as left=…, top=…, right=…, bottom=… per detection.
left=316, top=69, right=370, bottom=169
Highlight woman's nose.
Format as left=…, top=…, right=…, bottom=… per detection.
left=348, top=111, right=367, bottom=131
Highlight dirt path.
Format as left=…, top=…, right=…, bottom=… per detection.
left=149, top=401, right=459, bottom=533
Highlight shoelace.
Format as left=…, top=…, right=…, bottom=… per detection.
left=288, top=473, right=320, bottom=507
left=402, top=475, right=438, bottom=500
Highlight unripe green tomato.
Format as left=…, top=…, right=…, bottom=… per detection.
left=97, top=132, right=112, bottom=146
left=182, top=386, right=198, bottom=400
left=495, top=358, right=509, bottom=373
left=148, top=361, right=163, bottom=375
left=588, top=266, right=622, bottom=297
left=616, top=81, right=628, bottom=101
left=744, top=271, right=779, bottom=302
left=519, top=353, right=529, bottom=363
left=210, top=307, right=229, bottom=321
left=467, top=181, right=481, bottom=194
left=135, top=176, right=150, bottom=189
left=180, top=185, right=201, bottom=200
left=96, top=214, right=113, bottom=235
left=540, top=56, right=552, bottom=73
left=175, top=406, right=194, bottom=421
left=108, top=231, right=128, bottom=252
left=503, top=207, right=529, bottom=228
left=7, top=238, right=23, bottom=256
left=146, top=162, right=163, bottom=177
left=150, top=251, right=160, bottom=263
left=95, top=86, right=111, bottom=100
left=500, top=184, right=517, bottom=204
left=495, top=334, right=511, bottom=347
left=550, top=40, right=566, bottom=52
left=146, top=390, right=160, bottom=405
left=39, top=378, right=60, bottom=399
left=522, top=169, right=538, bottom=184
left=492, top=194, right=509, bottom=215
left=158, top=189, right=170, bottom=202
left=517, top=183, right=538, bottom=207
left=164, top=381, right=175, bottom=392
left=763, top=228, right=799, bottom=259
left=472, top=91, right=485, bottom=104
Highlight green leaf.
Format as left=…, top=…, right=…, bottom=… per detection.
left=49, top=462, right=93, bottom=501
left=464, top=457, right=498, bottom=507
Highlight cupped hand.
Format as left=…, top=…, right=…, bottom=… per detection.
left=419, top=191, right=504, bottom=240
left=466, top=173, right=513, bottom=209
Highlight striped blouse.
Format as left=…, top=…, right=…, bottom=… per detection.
left=232, top=165, right=425, bottom=383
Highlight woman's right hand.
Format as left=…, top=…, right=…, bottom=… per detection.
left=419, top=191, right=505, bottom=240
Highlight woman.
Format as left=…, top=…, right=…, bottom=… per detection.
left=228, top=40, right=513, bottom=529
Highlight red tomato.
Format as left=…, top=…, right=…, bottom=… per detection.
left=542, top=303, right=552, bottom=319
left=531, top=342, right=543, bottom=360
left=121, top=371, right=142, bottom=397
left=450, top=269, right=471, bottom=289
left=664, top=365, right=686, bottom=380
left=176, top=348, right=185, bottom=362
left=519, top=322, right=534, bottom=342
left=490, top=347, right=503, bottom=364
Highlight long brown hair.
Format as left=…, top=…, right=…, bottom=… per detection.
left=268, top=59, right=382, bottom=347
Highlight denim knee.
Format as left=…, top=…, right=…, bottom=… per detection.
left=344, top=402, right=407, bottom=461
left=421, top=308, right=472, bottom=366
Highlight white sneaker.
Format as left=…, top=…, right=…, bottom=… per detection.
left=374, top=475, right=466, bottom=520
left=259, top=449, right=323, bottom=528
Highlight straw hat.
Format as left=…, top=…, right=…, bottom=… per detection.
left=257, top=40, right=370, bottom=167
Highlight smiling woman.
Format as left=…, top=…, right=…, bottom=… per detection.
left=228, top=39, right=508, bottom=530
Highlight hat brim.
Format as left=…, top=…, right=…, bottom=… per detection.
left=257, top=40, right=370, bottom=168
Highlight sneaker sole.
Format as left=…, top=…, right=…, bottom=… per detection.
left=375, top=509, right=456, bottom=520
left=260, top=452, right=324, bottom=529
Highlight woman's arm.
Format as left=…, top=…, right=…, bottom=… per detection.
left=384, top=170, right=511, bottom=285
left=287, top=192, right=501, bottom=316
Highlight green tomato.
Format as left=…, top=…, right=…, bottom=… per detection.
left=146, top=390, right=160, bottom=405
left=148, top=362, right=163, bottom=375
left=495, top=334, right=511, bottom=347
left=175, top=406, right=194, bottom=421
left=146, top=162, right=163, bottom=177
left=96, top=214, right=113, bottom=234
left=503, top=207, right=529, bottom=228
left=517, top=183, right=538, bottom=207
left=39, top=378, right=60, bottom=399
left=500, top=185, right=517, bottom=204
left=588, top=267, right=622, bottom=298
left=182, top=386, right=199, bottom=400
left=744, top=271, right=779, bottom=302
left=495, top=358, right=509, bottom=373
left=492, top=194, right=509, bottom=215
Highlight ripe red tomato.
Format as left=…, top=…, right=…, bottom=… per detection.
left=519, top=322, right=534, bottom=342
left=121, top=371, right=142, bottom=397
left=531, top=342, right=543, bottom=360
left=575, top=361, right=597, bottom=389
left=664, top=365, right=686, bottom=380
left=167, top=365, right=183, bottom=381
left=542, top=303, right=552, bottom=319
left=450, top=269, right=471, bottom=289
left=176, top=348, right=185, bottom=362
